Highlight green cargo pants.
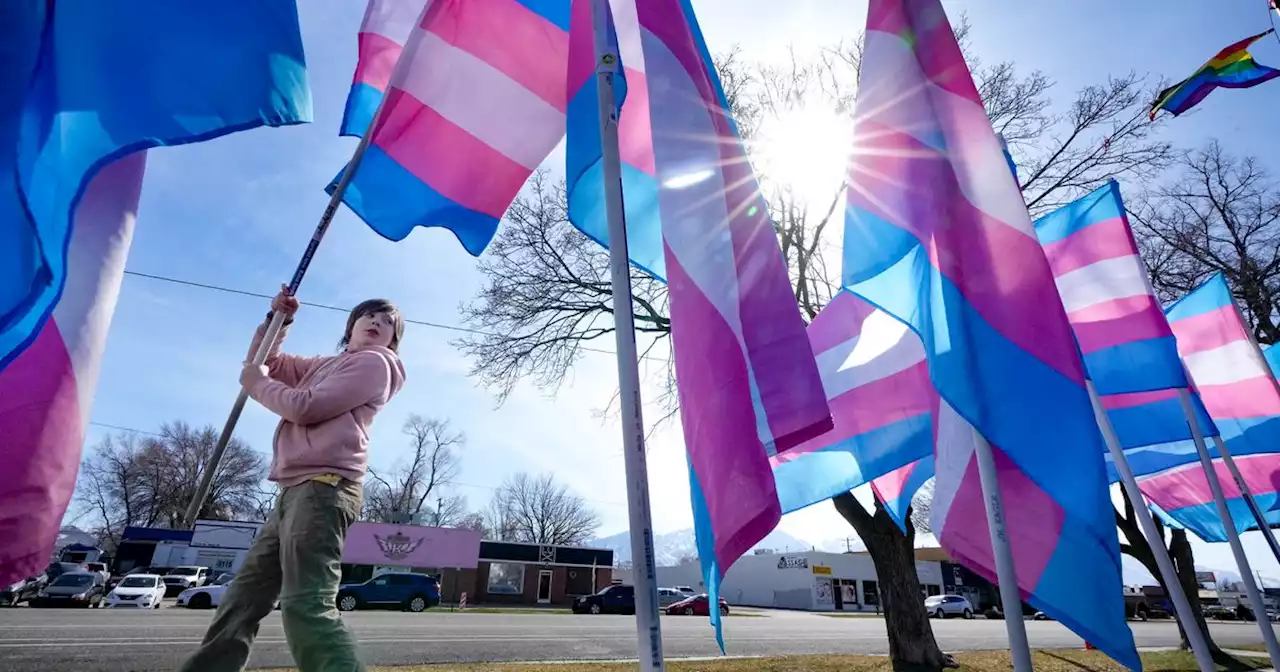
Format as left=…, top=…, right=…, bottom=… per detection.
left=179, top=479, right=364, bottom=672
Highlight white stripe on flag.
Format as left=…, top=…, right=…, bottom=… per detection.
left=816, top=311, right=924, bottom=399
left=394, top=29, right=565, bottom=170
left=1184, top=340, right=1266, bottom=387
left=362, top=0, right=426, bottom=46
left=1053, top=255, right=1150, bottom=313
left=608, top=0, right=646, bottom=73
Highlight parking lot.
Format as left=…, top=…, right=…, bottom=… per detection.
left=1, top=601, right=1275, bottom=671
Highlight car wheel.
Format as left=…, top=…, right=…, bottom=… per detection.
left=935, top=609, right=946, bottom=619
left=589, top=603, right=602, bottom=615
left=1136, top=607, right=1149, bottom=622
left=189, top=593, right=212, bottom=610
left=407, top=596, right=428, bottom=613
left=683, top=607, right=695, bottom=616
left=963, top=609, right=973, bottom=620
left=338, top=593, right=359, bottom=612
left=720, top=605, right=729, bottom=617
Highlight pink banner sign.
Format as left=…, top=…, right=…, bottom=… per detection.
left=342, top=522, right=481, bottom=569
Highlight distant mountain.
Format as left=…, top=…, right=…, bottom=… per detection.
left=592, top=528, right=817, bottom=566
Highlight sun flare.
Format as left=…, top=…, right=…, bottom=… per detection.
left=751, top=104, right=853, bottom=212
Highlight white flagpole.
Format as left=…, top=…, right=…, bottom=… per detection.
left=588, top=1, right=664, bottom=669
left=1213, top=437, right=1280, bottom=566
left=1087, top=382, right=1214, bottom=672
left=183, top=3, right=430, bottom=527
left=970, top=429, right=1033, bottom=672
left=1178, top=389, right=1280, bottom=667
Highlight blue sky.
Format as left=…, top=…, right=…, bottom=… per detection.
left=75, top=0, right=1280, bottom=579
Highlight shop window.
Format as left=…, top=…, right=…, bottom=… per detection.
left=566, top=568, right=593, bottom=596
left=487, top=563, right=525, bottom=595
left=863, top=580, right=879, bottom=606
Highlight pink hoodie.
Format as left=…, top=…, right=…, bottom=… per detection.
left=245, top=319, right=406, bottom=487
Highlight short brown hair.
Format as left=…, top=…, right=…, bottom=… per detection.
left=339, top=299, right=405, bottom=353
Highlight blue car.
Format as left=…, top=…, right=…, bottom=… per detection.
left=336, top=572, right=440, bottom=613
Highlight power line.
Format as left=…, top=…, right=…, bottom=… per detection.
left=121, top=269, right=668, bottom=361
left=85, top=420, right=626, bottom=508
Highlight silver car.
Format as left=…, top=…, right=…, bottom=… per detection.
left=657, top=587, right=685, bottom=607
left=925, top=594, right=974, bottom=619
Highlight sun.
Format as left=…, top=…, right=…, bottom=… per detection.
left=750, top=103, right=853, bottom=214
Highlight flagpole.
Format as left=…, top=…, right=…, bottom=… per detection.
left=1178, top=389, right=1280, bottom=667
left=970, top=429, right=1033, bottom=672
left=1087, top=382, right=1214, bottom=672
left=182, top=4, right=423, bottom=526
left=1214, top=437, right=1280, bottom=566
left=589, top=1, right=664, bottom=669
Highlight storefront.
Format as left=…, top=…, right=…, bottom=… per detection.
left=464, top=541, right=613, bottom=607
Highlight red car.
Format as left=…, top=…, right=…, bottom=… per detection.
left=665, top=594, right=729, bottom=616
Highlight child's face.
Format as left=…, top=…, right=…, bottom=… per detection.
left=347, top=310, right=396, bottom=351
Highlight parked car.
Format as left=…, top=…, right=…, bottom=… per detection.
left=665, top=594, right=729, bottom=617
left=657, top=587, right=685, bottom=607
left=1204, top=604, right=1237, bottom=621
left=45, top=562, right=82, bottom=581
left=31, top=571, right=106, bottom=608
left=83, top=562, right=110, bottom=582
left=176, top=574, right=261, bottom=610
left=336, top=572, right=440, bottom=613
left=162, top=566, right=211, bottom=596
left=1032, top=611, right=1054, bottom=621
left=675, top=586, right=696, bottom=597
left=105, top=574, right=165, bottom=609
left=925, top=594, right=974, bottom=619
left=1, top=575, right=47, bottom=606
left=573, top=584, right=635, bottom=615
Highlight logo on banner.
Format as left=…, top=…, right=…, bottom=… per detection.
left=777, top=556, right=809, bottom=570
left=374, top=530, right=424, bottom=561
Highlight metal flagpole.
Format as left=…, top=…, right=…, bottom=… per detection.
left=588, top=0, right=664, bottom=669
left=970, top=429, right=1033, bottom=672
left=1177, top=389, right=1280, bottom=668
left=1213, top=436, right=1280, bottom=566
left=1087, top=382, right=1214, bottom=672
left=182, top=2, right=428, bottom=527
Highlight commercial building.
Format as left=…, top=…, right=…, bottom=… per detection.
left=618, top=549, right=1000, bottom=613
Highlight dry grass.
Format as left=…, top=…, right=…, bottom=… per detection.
left=262, top=649, right=1271, bottom=672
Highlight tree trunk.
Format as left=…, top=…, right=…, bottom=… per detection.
left=834, top=493, right=955, bottom=671
left=1169, top=529, right=1228, bottom=660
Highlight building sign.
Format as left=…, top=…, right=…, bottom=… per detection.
left=777, top=556, right=809, bottom=569
left=192, top=520, right=262, bottom=550
left=953, top=566, right=963, bottom=586
left=539, top=545, right=557, bottom=565
left=812, top=565, right=832, bottom=575
left=343, top=522, right=482, bottom=568
left=194, top=549, right=238, bottom=573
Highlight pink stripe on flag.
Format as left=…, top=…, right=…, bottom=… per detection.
left=617, top=69, right=656, bottom=176
left=1170, top=304, right=1241, bottom=355
left=0, top=322, right=82, bottom=587
left=1197, top=376, right=1280, bottom=419
left=422, top=0, right=569, bottom=111
left=374, top=89, right=533, bottom=218
left=808, top=291, right=878, bottom=356
left=872, top=461, right=917, bottom=501
left=779, top=361, right=934, bottom=463
left=353, top=31, right=403, bottom=91
left=667, top=251, right=782, bottom=568
left=1100, top=388, right=1180, bottom=410
left=1068, top=298, right=1171, bottom=354
left=941, top=447, right=1064, bottom=595
left=848, top=121, right=1084, bottom=384
left=1041, top=217, right=1140, bottom=276
left=1141, top=454, right=1280, bottom=509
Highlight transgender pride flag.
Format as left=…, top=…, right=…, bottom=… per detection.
left=843, top=0, right=1136, bottom=666
left=1033, top=182, right=1220, bottom=480
left=872, top=459, right=935, bottom=531
left=770, top=292, right=935, bottom=516
left=336, top=0, right=573, bottom=256
left=1138, top=273, right=1280, bottom=541
left=616, top=0, right=831, bottom=649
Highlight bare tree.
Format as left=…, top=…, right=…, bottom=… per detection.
left=484, top=472, right=600, bottom=546
left=363, top=415, right=464, bottom=523
left=1131, top=141, right=1280, bottom=343
left=1114, top=489, right=1228, bottom=657
left=455, top=35, right=1171, bottom=672
left=74, top=422, right=267, bottom=542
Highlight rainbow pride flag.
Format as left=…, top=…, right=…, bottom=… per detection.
left=1151, top=30, right=1280, bottom=120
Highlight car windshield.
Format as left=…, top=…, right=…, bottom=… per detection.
left=213, top=574, right=233, bottom=586
left=120, top=577, right=156, bottom=588
left=169, top=568, right=198, bottom=576
left=51, top=574, right=92, bottom=587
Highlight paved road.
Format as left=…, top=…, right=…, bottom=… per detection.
left=0, top=606, right=1274, bottom=671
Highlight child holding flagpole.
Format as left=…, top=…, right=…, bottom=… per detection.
left=180, top=287, right=406, bottom=672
